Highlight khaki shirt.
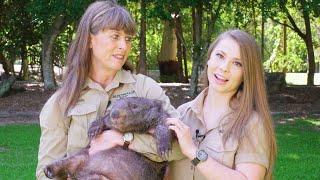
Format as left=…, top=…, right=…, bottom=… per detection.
left=133, top=88, right=270, bottom=180
left=36, top=69, right=179, bottom=180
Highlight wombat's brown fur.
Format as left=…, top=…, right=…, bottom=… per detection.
left=44, top=97, right=173, bottom=180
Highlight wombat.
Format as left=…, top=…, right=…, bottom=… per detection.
left=43, top=97, right=173, bottom=180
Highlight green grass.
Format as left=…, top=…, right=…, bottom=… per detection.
left=274, top=117, right=320, bottom=179
left=0, top=117, right=319, bottom=179
left=0, top=124, right=40, bottom=179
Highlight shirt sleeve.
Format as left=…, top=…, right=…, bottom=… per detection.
left=235, top=112, right=270, bottom=169
left=36, top=93, right=70, bottom=180
left=135, top=74, right=179, bottom=118
left=131, top=133, right=185, bottom=162
left=130, top=74, right=184, bottom=161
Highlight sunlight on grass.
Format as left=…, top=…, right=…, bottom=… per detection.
left=306, top=119, right=320, bottom=126
left=286, top=153, right=300, bottom=160
left=285, top=133, right=296, bottom=137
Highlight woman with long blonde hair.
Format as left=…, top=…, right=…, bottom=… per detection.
left=105, top=29, right=277, bottom=179
left=164, top=29, right=277, bottom=179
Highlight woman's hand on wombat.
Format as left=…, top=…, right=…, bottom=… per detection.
left=89, top=130, right=123, bottom=155
left=166, top=118, right=197, bottom=159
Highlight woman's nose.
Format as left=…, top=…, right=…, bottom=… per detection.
left=219, top=60, right=230, bottom=72
left=118, top=38, right=128, bottom=49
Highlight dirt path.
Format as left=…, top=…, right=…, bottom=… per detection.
left=0, top=81, right=320, bottom=125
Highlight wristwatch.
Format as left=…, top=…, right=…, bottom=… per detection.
left=123, top=132, right=134, bottom=150
left=191, top=149, right=208, bottom=166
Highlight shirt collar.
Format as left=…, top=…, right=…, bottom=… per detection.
left=84, top=69, right=136, bottom=91
left=190, top=87, right=232, bottom=131
left=189, top=87, right=209, bottom=124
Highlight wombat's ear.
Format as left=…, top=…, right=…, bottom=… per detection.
left=154, top=100, right=164, bottom=110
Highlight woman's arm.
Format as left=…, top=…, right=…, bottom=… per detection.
left=90, top=75, right=185, bottom=161
left=89, top=130, right=185, bottom=162
left=192, top=156, right=266, bottom=180
left=36, top=94, right=70, bottom=180
left=130, top=133, right=185, bottom=161
left=167, top=118, right=267, bottom=180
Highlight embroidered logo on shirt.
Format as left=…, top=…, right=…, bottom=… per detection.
left=111, top=90, right=136, bottom=99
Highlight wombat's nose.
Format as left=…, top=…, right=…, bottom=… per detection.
left=110, top=110, right=120, bottom=119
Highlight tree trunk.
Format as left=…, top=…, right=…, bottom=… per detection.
left=41, top=15, right=66, bottom=90
left=8, top=49, right=16, bottom=75
left=261, top=5, right=265, bottom=60
left=174, top=15, right=188, bottom=83
left=0, top=75, right=15, bottom=97
left=190, top=2, right=203, bottom=97
left=136, top=0, right=147, bottom=75
left=279, top=0, right=315, bottom=85
left=0, top=53, right=14, bottom=75
left=283, top=22, right=287, bottom=55
left=20, top=42, right=29, bottom=80
left=304, top=30, right=315, bottom=86
left=302, top=6, right=315, bottom=86
left=157, top=20, right=178, bottom=82
left=251, top=0, right=257, bottom=37
left=205, top=0, right=221, bottom=50
left=182, top=40, right=188, bottom=82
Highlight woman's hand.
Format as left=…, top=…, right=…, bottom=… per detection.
left=166, top=118, right=197, bottom=159
left=89, top=129, right=123, bottom=155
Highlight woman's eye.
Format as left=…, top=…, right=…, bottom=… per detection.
left=130, top=104, right=138, bottom=109
left=111, top=34, right=119, bottom=40
left=125, top=36, right=133, bottom=42
left=234, top=61, right=243, bottom=67
left=216, top=53, right=224, bottom=59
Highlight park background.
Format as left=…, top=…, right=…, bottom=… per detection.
left=0, top=0, right=319, bottom=179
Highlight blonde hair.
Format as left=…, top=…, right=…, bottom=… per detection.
left=204, top=29, right=276, bottom=179
left=58, top=0, right=136, bottom=115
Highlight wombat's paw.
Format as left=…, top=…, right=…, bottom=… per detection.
left=43, top=166, right=55, bottom=179
left=88, top=124, right=103, bottom=139
left=156, top=140, right=171, bottom=157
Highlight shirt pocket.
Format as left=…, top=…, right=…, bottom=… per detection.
left=67, top=103, right=98, bottom=154
left=204, top=131, right=238, bottom=168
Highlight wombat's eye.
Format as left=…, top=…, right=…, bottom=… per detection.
left=130, top=104, right=138, bottom=109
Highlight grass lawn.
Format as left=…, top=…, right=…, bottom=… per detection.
left=0, top=117, right=319, bottom=179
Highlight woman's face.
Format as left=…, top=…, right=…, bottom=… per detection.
left=207, top=37, right=244, bottom=96
left=90, top=29, right=133, bottom=73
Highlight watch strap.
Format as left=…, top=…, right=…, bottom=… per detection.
left=123, top=141, right=130, bottom=150
left=191, top=157, right=201, bottom=166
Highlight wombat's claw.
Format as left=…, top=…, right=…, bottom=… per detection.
left=157, top=145, right=171, bottom=158
left=43, top=166, right=55, bottom=179
left=88, top=126, right=102, bottom=139
left=158, top=151, right=169, bottom=158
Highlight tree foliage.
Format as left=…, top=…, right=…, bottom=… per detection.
left=0, top=0, right=319, bottom=91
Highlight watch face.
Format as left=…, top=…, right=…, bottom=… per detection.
left=197, top=150, right=208, bottom=161
left=124, top=132, right=134, bottom=142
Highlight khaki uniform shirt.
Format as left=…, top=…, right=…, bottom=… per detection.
left=133, top=88, right=270, bottom=180
left=36, top=69, right=179, bottom=180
